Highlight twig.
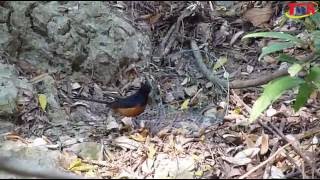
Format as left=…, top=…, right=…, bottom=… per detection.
left=239, top=143, right=291, bottom=179
left=190, top=40, right=227, bottom=88
left=263, top=141, right=280, bottom=178
left=231, top=90, right=311, bottom=177
left=268, top=122, right=320, bottom=177
left=0, top=156, right=83, bottom=179
left=229, top=69, right=289, bottom=89
left=284, top=152, right=304, bottom=177
left=160, top=4, right=197, bottom=57
left=230, top=90, right=251, bottom=114
left=81, top=159, right=110, bottom=167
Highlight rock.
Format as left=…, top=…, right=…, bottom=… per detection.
left=153, top=153, right=195, bottom=179
left=0, top=140, right=63, bottom=178
left=0, top=63, right=33, bottom=116
left=67, top=142, right=102, bottom=160
left=1, top=1, right=151, bottom=84
left=0, top=121, right=15, bottom=134
left=32, top=74, right=68, bottom=125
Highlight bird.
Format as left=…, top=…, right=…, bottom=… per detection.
left=71, top=81, right=152, bottom=117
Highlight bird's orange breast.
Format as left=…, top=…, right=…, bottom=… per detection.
left=113, top=105, right=146, bottom=117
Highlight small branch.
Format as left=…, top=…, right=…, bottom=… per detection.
left=190, top=40, right=290, bottom=89
left=161, top=4, right=197, bottom=57
left=0, top=156, right=83, bottom=179
left=239, top=143, right=291, bottom=179
left=229, top=69, right=289, bottom=89
left=190, top=40, right=227, bottom=88
left=268, top=122, right=320, bottom=177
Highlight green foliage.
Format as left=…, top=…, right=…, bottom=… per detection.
left=249, top=76, right=303, bottom=122
left=242, top=32, right=304, bottom=44
left=311, top=31, right=320, bottom=53
left=243, top=29, right=320, bottom=123
left=288, top=64, right=303, bottom=77
left=277, top=54, right=301, bottom=64
left=259, top=42, right=296, bottom=61
left=293, top=83, right=314, bottom=112
left=242, top=32, right=306, bottom=61
left=307, top=66, right=320, bottom=88
left=293, top=66, right=320, bottom=111
left=309, top=12, right=320, bottom=29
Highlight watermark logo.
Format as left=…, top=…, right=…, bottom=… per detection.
left=285, top=1, right=318, bottom=19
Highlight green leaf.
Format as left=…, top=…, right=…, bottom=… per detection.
left=259, top=42, right=296, bottom=61
left=277, top=54, right=301, bottom=64
left=293, top=83, right=314, bottom=112
left=249, top=76, right=303, bottom=123
left=242, top=32, right=304, bottom=44
left=311, top=31, right=320, bottom=53
left=306, top=66, right=320, bottom=89
left=304, top=17, right=317, bottom=30
left=310, top=12, right=320, bottom=29
left=38, top=94, right=47, bottom=111
left=306, top=66, right=320, bottom=81
left=288, top=63, right=303, bottom=77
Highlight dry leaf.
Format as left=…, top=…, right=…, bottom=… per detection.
left=114, top=136, right=141, bottom=150
left=222, top=156, right=252, bottom=166
left=228, top=167, right=242, bottom=177
left=263, top=55, right=277, bottom=64
left=230, top=30, right=244, bottom=46
left=213, top=56, right=228, bottom=70
left=71, top=82, right=81, bottom=90
left=32, top=137, right=48, bottom=146
left=244, top=134, right=259, bottom=148
left=68, top=158, right=82, bottom=170
left=244, top=135, right=256, bottom=148
left=70, top=164, right=96, bottom=172
left=235, top=147, right=260, bottom=159
left=270, top=166, right=285, bottom=179
left=181, top=77, right=189, bottom=86
left=203, top=107, right=218, bottom=118
left=246, top=65, right=254, bottom=74
left=260, top=134, right=269, bottom=155
left=141, top=158, right=155, bottom=174
left=184, top=85, right=198, bottom=97
left=194, top=170, right=203, bottom=177
left=312, top=136, right=319, bottom=145
left=38, top=94, right=47, bottom=111
left=130, top=133, right=147, bottom=142
left=148, top=143, right=157, bottom=159
left=266, top=107, right=277, bottom=117
left=180, top=98, right=190, bottom=110
left=244, top=5, right=272, bottom=27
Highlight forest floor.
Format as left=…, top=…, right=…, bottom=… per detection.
left=2, top=1, right=320, bottom=179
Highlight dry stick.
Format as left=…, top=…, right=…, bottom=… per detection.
left=268, top=122, right=320, bottom=177
left=160, top=5, right=196, bottom=57
left=190, top=40, right=290, bottom=89
left=231, top=90, right=309, bottom=177
left=284, top=152, right=304, bottom=177
left=190, top=40, right=227, bottom=88
left=229, top=69, right=289, bottom=89
left=160, top=22, right=177, bottom=57
left=0, top=156, right=83, bottom=179
left=239, top=143, right=291, bottom=179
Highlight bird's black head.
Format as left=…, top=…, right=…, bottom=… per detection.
left=140, top=80, right=152, bottom=95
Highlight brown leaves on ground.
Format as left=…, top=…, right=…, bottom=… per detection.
left=244, top=4, right=273, bottom=28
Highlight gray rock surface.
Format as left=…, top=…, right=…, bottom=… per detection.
left=1, top=1, right=151, bottom=84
